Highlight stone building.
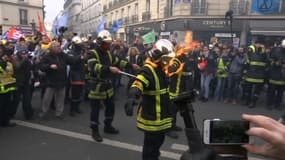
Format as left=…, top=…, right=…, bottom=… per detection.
left=0, top=0, right=44, bottom=35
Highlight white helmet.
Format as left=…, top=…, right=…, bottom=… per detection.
left=81, top=37, right=88, bottom=42
left=72, top=36, right=82, bottom=44
left=148, top=39, right=175, bottom=60
left=281, top=39, right=285, bottom=48
left=97, top=30, right=112, bottom=43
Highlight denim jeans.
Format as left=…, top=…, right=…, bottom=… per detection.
left=214, top=77, right=227, bottom=101
left=227, top=73, right=242, bottom=101
left=200, top=73, right=213, bottom=99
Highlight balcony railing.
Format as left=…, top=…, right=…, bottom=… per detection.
left=142, top=11, right=151, bottom=21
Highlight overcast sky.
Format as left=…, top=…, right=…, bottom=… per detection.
left=44, top=0, right=64, bottom=23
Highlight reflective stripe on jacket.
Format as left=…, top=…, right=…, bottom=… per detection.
left=0, top=62, right=16, bottom=94
left=131, top=61, right=173, bottom=132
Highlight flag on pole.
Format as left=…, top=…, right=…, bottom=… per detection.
left=142, top=30, right=156, bottom=44
left=37, top=12, right=44, bottom=33
left=96, top=16, right=106, bottom=33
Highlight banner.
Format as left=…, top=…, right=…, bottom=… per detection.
left=251, top=0, right=281, bottom=14
left=142, top=31, right=156, bottom=44
left=7, top=26, right=25, bottom=40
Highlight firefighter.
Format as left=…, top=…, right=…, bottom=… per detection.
left=266, top=39, right=285, bottom=110
left=243, top=40, right=268, bottom=108
left=167, top=45, right=196, bottom=139
left=87, top=30, right=139, bottom=142
left=68, top=36, right=86, bottom=116
left=0, top=45, right=17, bottom=127
left=124, top=39, right=182, bottom=160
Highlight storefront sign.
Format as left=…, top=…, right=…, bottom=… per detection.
left=202, top=20, right=227, bottom=28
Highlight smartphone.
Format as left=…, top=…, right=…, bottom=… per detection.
left=203, top=119, right=249, bottom=145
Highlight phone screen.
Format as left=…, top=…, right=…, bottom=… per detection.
left=209, top=120, right=249, bottom=144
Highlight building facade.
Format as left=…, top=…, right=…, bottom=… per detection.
left=80, top=0, right=102, bottom=36
left=63, top=0, right=82, bottom=34
left=99, top=0, right=285, bottom=45
left=0, top=0, right=44, bottom=35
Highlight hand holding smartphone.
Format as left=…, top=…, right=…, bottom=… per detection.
left=203, top=119, right=249, bottom=145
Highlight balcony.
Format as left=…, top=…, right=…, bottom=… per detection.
left=131, top=15, right=139, bottom=23
left=142, top=11, right=151, bottom=21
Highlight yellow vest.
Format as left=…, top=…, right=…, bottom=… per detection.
left=0, top=62, right=16, bottom=94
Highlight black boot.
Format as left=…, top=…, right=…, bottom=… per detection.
left=166, top=130, right=179, bottom=139
left=92, top=129, right=103, bottom=142
left=104, top=125, right=119, bottom=134
left=75, top=103, right=83, bottom=114
left=104, top=119, right=119, bottom=134
left=70, top=102, right=76, bottom=117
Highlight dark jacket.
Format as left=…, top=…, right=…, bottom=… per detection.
left=229, top=54, right=246, bottom=75
left=87, top=46, right=131, bottom=99
left=68, top=48, right=85, bottom=85
left=39, top=51, right=80, bottom=88
left=268, top=47, right=285, bottom=84
left=14, top=57, right=32, bottom=86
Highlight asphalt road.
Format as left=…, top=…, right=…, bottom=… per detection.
left=0, top=77, right=282, bottom=160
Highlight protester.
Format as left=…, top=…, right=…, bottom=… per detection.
left=38, top=41, right=82, bottom=120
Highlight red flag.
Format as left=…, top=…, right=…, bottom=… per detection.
left=7, top=26, right=16, bottom=39
left=37, top=12, right=44, bottom=33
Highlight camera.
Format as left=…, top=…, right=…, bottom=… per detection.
left=203, top=119, right=249, bottom=145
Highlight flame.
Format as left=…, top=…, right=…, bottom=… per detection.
left=174, top=31, right=201, bottom=56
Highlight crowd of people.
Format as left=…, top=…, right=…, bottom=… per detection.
left=1, top=30, right=285, bottom=160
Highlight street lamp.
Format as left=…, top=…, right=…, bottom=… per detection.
left=30, top=19, right=36, bottom=35
left=225, top=10, right=234, bottom=45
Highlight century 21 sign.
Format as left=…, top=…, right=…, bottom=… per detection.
left=202, top=20, right=227, bottom=27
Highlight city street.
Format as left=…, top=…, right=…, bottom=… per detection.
left=0, top=77, right=282, bottom=160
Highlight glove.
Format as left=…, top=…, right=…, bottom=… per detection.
left=124, top=98, right=135, bottom=116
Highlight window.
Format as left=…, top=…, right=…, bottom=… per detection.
left=191, top=0, right=207, bottom=15
left=134, top=3, right=138, bottom=15
left=230, top=0, right=246, bottom=15
left=19, top=9, right=28, bottom=25
left=146, top=0, right=150, bottom=12
left=121, top=8, right=124, bottom=19
left=127, top=6, right=131, bottom=17
left=115, top=11, right=118, bottom=21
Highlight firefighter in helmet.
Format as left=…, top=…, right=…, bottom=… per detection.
left=87, top=30, right=140, bottom=142
left=124, top=39, right=182, bottom=160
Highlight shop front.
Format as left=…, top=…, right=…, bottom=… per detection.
left=127, top=18, right=245, bottom=46
left=249, top=20, right=285, bottom=46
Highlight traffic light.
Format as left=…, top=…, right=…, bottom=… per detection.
left=0, top=25, right=2, bottom=35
